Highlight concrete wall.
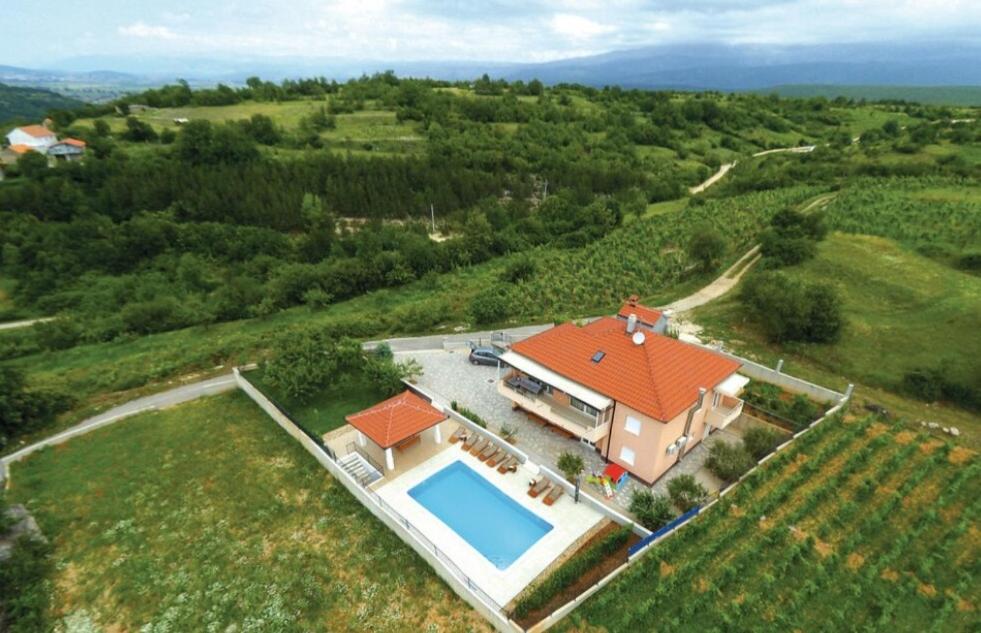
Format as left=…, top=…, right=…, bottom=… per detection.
left=690, top=342, right=847, bottom=404
left=234, top=369, right=520, bottom=633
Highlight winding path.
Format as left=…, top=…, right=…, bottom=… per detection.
left=0, top=317, right=54, bottom=331
left=689, top=162, right=736, bottom=194
left=1, top=373, right=237, bottom=482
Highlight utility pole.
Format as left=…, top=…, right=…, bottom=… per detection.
left=430, top=203, right=436, bottom=233
left=543, top=179, right=548, bottom=200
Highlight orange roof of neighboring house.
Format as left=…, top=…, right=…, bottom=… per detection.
left=61, top=138, right=86, bottom=148
left=9, top=144, right=34, bottom=155
left=345, top=390, right=446, bottom=449
left=16, top=124, right=56, bottom=138
left=510, top=317, right=740, bottom=422
left=617, top=294, right=663, bottom=326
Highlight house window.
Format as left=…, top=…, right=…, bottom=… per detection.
left=570, top=396, right=599, bottom=417
left=624, top=416, right=642, bottom=436
left=619, top=446, right=636, bottom=466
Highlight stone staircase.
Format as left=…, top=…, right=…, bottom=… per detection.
left=338, top=451, right=383, bottom=486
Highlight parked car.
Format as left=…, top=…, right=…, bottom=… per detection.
left=468, top=346, right=504, bottom=366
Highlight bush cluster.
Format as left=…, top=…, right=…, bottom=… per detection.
left=741, top=271, right=843, bottom=343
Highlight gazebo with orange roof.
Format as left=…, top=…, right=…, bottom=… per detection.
left=345, top=390, right=448, bottom=471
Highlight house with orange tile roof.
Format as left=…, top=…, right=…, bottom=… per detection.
left=5, top=124, right=57, bottom=151
left=498, top=300, right=748, bottom=483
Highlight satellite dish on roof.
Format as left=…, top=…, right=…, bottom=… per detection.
left=632, top=331, right=646, bottom=346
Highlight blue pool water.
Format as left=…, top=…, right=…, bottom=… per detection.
left=408, top=461, right=553, bottom=569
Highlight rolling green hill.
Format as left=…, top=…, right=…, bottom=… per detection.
left=0, top=82, right=85, bottom=124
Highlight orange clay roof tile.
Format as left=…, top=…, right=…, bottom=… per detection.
left=510, top=317, right=740, bottom=422
left=345, top=390, right=446, bottom=449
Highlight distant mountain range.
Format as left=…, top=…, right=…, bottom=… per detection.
left=5, top=40, right=981, bottom=104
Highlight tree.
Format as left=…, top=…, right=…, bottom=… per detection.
left=122, top=116, right=158, bottom=142
left=263, top=334, right=362, bottom=402
left=706, top=441, right=755, bottom=482
left=557, top=452, right=585, bottom=482
left=742, top=426, right=782, bottom=460
left=93, top=119, right=111, bottom=137
left=499, top=255, right=537, bottom=283
left=242, top=113, right=281, bottom=145
left=175, top=120, right=258, bottom=165
left=0, top=367, right=73, bottom=450
left=629, top=490, right=675, bottom=530
left=688, top=226, right=727, bottom=272
left=468, top=284, right=512, bottom=324
left=667, top=474, right=708, bottom=512
left=741, top=271, right=843, bottom=343
left=363, top=355, right=423, bottom=396
left=17, top=151, right=48, bottom=179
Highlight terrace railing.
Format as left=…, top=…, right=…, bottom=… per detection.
left=365, top=488, right=506, bottom=614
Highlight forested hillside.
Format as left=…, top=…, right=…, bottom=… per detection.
left=0, top=73, right=979, bottom=451
left=0, top=82, right=84, bottom=124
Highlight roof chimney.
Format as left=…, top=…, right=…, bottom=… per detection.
left=626, top=313, right=638, bottom=334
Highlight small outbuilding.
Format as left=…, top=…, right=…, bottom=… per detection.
left=345, top=390, right=450, bottom=472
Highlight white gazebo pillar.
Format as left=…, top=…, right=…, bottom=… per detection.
left=434, top=425, right=442, bottom=444
left=357, top=431, right=366, bottom=448
left=385, top=447, right=395, bottom=471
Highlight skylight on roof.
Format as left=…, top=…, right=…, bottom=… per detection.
left=591, top=351, right=606, bottom=363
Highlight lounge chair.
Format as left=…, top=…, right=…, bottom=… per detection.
left=449, top=427, right=468, bottom=444
left=470, top=437, right=490, bottom=456
left=485, top=449, right=507, bottom=467
left=498, top=456, right=518, bottom=474
left=543, top=485, right=565, bottom=506
left=477, top=443, right=498, bottom=461
left=461, top=433, right=479, bottom=451
left=528, top=477, right=552, bottom=498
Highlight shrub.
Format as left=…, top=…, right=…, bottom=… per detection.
left=500, top=255, right=538, bottom=283
left=468, top=284, right=513, bottom=324
left=688, top=226, right=727, bottom=272
left=372, top=342, right=394, bottom=361
left=629, top=490, right=675, bottom=531
left=557, top=452, right=585, bottom=482
left=263, top=334, right=362, bottom=402
left=0, top=533, right=54, bottom=632
left=0, top=367, right=74, bottom=450
left=956, top=250, right=981, bottom=271
left=512, top=526, right=632, bottom=620
left=742, top=426, right=782, bottom=460
left=363, top=356, right=422, bottom=396
left=741, top=271, right=843, bottom=343
left=706, top=441, right=755, bottom=482
left=667, top=474, right=708, bottom=512
left=450, top=401, right=488, bottom=428
left=902, top=366, right=980, bottom=411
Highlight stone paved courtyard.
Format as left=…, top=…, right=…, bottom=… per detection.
left=398, top=349, right=744, bottom=513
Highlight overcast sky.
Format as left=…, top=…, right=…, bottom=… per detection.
left=4, top=0, right=980, bottom=67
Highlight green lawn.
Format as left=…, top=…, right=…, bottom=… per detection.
left=694, top=232, right=981, bottom=445
left=6, top=392, right=490, bottom=632
left=248, top=368, right=387, bottom=437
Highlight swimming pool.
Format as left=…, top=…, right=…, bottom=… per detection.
left=408, top=461, right=553, bottom=570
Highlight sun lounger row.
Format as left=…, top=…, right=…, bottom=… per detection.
left=452, top=427, right=519, bottom=474
left=527, top=476, right=565, bottom=506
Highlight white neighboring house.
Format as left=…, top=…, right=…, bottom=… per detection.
left=5, top=125, right=58, bottom=151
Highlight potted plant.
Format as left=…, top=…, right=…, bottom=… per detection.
left=500, top=423, right=518, bottom=444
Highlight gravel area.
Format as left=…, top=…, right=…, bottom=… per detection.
left=399, top=349, right=741, bottom=513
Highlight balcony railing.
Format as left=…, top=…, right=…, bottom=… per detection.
left=499, top=379, right=611, bottom=443
left=706, top=398, right=744, bottom=429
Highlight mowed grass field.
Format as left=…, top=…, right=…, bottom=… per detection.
left=7, top=392, right=490, bottom=632
left=695, top=232, right=981, bottom=445
left=561, top=413, right=980, bottom=632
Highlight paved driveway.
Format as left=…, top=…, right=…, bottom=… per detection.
left=398, top=349, right=740, bottom=513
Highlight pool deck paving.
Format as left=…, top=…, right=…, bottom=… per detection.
left=399, top=349, right=742, bottom=513
left=375, top=441, right=603, bottom=606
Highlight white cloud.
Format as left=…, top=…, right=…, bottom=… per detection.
left=118, top=21, right=179, bottom=40
left=550, top=13, right=615, bottom=39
